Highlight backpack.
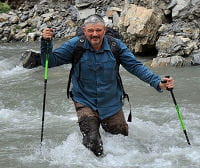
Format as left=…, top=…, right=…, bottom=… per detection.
left=67, top=28, right=132, bottom=122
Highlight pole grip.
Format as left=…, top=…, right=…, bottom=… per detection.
left=161, top=75, right=172, bottom=91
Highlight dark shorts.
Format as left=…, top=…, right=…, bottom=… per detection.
left=74, top=101, right=128, bottom=136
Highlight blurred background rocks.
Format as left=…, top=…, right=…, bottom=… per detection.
left=0, top=0, right=199, bottom=67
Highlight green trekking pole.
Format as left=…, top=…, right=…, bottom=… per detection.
left=41, top=36, right=51, bottom=145
left=162, top=76, right=191, bottom=145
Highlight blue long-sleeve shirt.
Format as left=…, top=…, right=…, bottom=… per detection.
left=41, top=36, right=162, bottom=119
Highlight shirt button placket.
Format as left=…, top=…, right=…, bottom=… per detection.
left=96, top=64, right=101, bottom=107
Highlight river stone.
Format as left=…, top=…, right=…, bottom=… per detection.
left=151, top=56, right=187, bottom=67
left=29, top=16, right=41, bottom=27
left=0, top=13, right=10, bottom=22
left=9, top=15, right=20, bottom=24
left=21, top=50, right=41, bottom=68
left=156, top=20, right=200, bottom=61
left=78, top=8, right=95, bottom=19
left=14, top=32, right=26, bottom=41
left=75, top=0, right=92, bottom=8
left=170, top=0, right=190, bottom=18
left=39, top=0, right=48, bottom=5
left=106, top=7, right=122, bottom=17
left=191, top=50, right=200, bottom=66
left=18, top=21, right=29, bottom=29
left=26, top=32, right=38, bottom=41
left=41, top=12, right=55, bottom=18
left=0, top=22, right=7, bottom=28
left=169, top=0, right=200, bottom=20
left=20, top=15, right=29, bottom=22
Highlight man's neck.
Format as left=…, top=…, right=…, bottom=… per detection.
left=92, top=45, right=101, bottom=51
left=91, top=41, right=103, bottom=51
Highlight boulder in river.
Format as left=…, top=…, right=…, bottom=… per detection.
left=21, top=49, right=41, bottom=69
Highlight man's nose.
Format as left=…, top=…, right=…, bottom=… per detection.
left=92, top=31, right=98, bottom=36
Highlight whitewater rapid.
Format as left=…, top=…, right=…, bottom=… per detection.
left=0, top=42, right=200, bottom=168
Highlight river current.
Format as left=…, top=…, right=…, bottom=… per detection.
left=0, top=41, right=200, bottom=168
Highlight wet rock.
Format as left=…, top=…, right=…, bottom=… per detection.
left=21, top=50, right=41, bottom=68
left=191, top=50, right=200, bottom=66
left=151, top=56, right=188, bottom=67
left=26, top=32, right=40, bottom=41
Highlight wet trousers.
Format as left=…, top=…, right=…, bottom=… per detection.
left=74, top=101, right=128, bottom=156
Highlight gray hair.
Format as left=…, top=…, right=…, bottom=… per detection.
left=83, top=14, right=105, bottom=27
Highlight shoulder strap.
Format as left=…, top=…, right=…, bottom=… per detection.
left=67, top=36, right=86, bottom=98
left=72, top=36, right=86, bottom=64
left=106, top=35, right=132, bottom=122
left=106, top=35, right=121, bottom=64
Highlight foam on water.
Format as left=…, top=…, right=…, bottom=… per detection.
left=1, top=96, right=199, bottom=168
left=1, top=42, right=200, bottom=168
left=1, top=65, right=26, bottom=76
left=1, top=92, right=200, bottom=168
left=19, top=114, right=200, bottom=168
left=0, top=62, right=36, bottom=79
left=0, top=43, right=41, bottom=79
left=0, top=108, right=39, bottom=132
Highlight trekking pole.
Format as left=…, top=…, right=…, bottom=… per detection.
left=41, top=35, right=51, bottom=146
left=162, top=76, right=191, bottom=145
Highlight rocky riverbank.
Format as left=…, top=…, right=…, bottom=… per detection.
left=0, top=0, right=200, bottom=66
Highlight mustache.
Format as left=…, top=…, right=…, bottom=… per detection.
left=91, top=36, right=100, bottom=39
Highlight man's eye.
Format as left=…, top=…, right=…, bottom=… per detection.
left=87, top=30, right=94, bottom=33
left=96, top=29, right=102, bottom=32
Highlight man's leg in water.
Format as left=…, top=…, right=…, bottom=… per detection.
left=101, top=109, right=128, bottom=136
left=74, top=101, right=103, bottom=156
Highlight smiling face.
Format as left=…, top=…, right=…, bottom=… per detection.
left=82, top=14, right=106, bottom=51
left=83, top=23, right=106, bottom=50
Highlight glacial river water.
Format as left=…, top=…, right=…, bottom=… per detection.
left=0, top=41, right=200, bottom=168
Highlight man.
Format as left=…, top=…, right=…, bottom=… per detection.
left=41, top=14, right=174, bottom=156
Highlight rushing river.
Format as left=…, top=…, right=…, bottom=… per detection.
left=0, top=41, right=200, bottom=168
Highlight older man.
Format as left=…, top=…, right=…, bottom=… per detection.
left=41, top=14, right=174, bottom=156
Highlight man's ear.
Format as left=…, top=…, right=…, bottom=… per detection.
left=104, top=26, right=107, bottom=34
left=82, top=27, right=87, bottom=36
left=82, top=27, right=86, bottom=33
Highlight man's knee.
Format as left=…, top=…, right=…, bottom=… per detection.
left=101, top=110, right=128, bottom=136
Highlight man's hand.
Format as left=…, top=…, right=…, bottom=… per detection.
left=159, top=77, right=174, bottom=90
left=42, top=27, right=53, bottom=40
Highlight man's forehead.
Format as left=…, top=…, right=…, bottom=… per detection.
left=84, top=23, right=105, bottom=29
